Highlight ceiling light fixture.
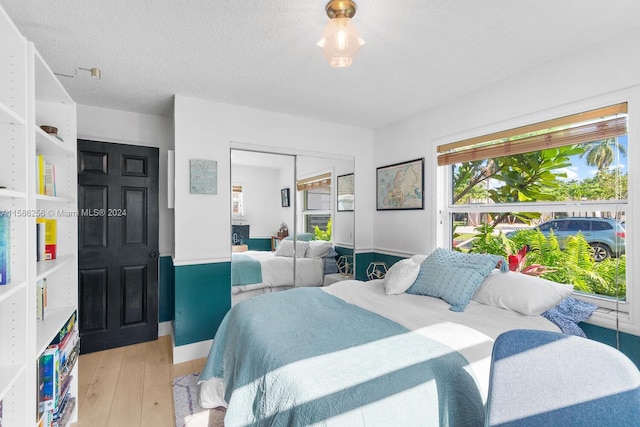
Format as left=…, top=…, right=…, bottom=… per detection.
left=317, top=0, right=365, bottom=68
left=54, top=67, right=102, bottom=80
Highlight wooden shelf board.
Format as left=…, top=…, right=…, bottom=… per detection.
left=0, top=363, right=26, bottom=401
left=0, top=279, right=26, bottom=304
left=0, top=188, right=27, bottom=199
left=35, top=193, right=75, bottom=204
left=35, top=127, right=74, bottom=157
left=0, top=102, right=25, bottom=125
left=36, top=255, right=74, bottom=281
left=35, top=305, right=76, bottom=357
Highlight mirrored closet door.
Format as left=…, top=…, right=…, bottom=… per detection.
left=230, top=148, right=355, bottom=305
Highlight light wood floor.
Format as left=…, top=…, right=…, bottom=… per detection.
left=74, top=335, right=207, bottom=427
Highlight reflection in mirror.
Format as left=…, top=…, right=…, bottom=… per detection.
left=296, top=155, right=355, bottom=284
left=231, top=150, right=295, bottom=305
left=230, top=149, right=355, bottom=305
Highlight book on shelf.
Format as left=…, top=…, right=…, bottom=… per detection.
left=36, top=154, right=57, bottom=196
left=44, top=219, right=57, bottom=260
left=0, top=211, right=9, bottom=285
left=38, top=347, right=59, bottom=412
left=38, top=312, right=79, bottom=421
left=36, top=278, right=47, bottom=321
left=53, top=394, right=75, bottom=427
left=44, top=162, right=56, bottom=196
left=36, top=218, right=56, bottom=261
left=51, top=311, right=77, bottom=347
left=36, top=220, right=45, bottom=261
left=37, top=154, right=45, bottom=195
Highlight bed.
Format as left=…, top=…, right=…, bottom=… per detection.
left=200, top=248, right=580, bottom=426
left=231, top=240, right=335, bottom=303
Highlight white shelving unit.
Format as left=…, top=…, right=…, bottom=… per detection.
left=0, top=5, right=30, bottom=427
left=0, top=5, right=78, bottom=426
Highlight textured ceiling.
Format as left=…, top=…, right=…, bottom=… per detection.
left=3, top=0, right=640, bottom=129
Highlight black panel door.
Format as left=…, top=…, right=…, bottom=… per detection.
left=77, top=139, right=159, bottom=354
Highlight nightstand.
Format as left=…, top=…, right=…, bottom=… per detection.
left=232, top=244, right=248, bottom=253
left=271, top=235, right=285, bottom=251
left=323, top=273, right=353, bottom=286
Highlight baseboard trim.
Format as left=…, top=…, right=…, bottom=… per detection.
left=172, top=337, right=213, bottom=364
left=159, top=321, right=172, bottom=337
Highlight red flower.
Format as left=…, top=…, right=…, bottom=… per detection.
left=508, top=246, right=528, bottom=272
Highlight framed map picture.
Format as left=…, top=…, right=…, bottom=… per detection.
left=337, top=173, right=354, bottom=211
left=376, top=158, right=424, bottom=210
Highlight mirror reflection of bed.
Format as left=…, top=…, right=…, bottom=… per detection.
left=230, top=148, right=355, bottom=305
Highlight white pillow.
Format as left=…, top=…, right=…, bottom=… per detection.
left=305, top=240, right=333, bottom=258
left=274, top=240, right=309, bottom=258
left=409, top=254, right=428, bottom=264
left=472, top=270, right=574, bottom=315
left=384, top=259, right=421, bottom=295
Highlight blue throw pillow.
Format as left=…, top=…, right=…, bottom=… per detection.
left=284, top=233, right=315, bottom=241
left=323, top=247, right=339, bottom=274
left=406, top=248, right=506, bottom=312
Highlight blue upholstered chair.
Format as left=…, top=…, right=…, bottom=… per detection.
left=485, top=329, right=640, bottom=427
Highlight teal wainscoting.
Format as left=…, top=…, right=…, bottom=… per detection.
left=245, top=237, right=271, bottom=251
left=174, top=262, right=231, bottom=346
left=159, top=256, right=174, bottom=322
left=355, top=252, right=405, bottom=281
left=580, top=323, right=640, bottom=369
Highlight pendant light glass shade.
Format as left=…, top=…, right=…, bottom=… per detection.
left=317, top=17, right=365, bottom=68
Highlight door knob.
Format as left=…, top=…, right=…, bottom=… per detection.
left=149, top=251, right=159, bottom=258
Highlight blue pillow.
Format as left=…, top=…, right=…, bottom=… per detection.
left=406, top=248, right=506, bottom=312
left=284, top=233, right=315, bottom=241
left=323, top=247, right=339, bottom=274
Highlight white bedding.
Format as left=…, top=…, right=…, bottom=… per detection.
left=201, top=279, right=560, bottom=408
left=232, top=250, right=324, bottom=295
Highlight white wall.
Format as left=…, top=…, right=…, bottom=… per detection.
left=77, top=104, right=175, bottom=255
left=173, top=96, right=374, bottom=265
left=232, top=164, right=285, bottom=237
left=373, top=27, right=640, bottom=258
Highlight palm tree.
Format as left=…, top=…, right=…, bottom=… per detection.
left=580, top=137, right=627, bottom=170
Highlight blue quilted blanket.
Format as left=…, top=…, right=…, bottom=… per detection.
left=199, top=288, right=484, bottom=426
left=231, top=253, right=262, bottom=286
left=542, top=297, right=598, bottom=337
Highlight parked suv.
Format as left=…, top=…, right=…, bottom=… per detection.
left=526, top=217, right=625, bottom=262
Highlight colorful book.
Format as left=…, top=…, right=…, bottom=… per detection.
left=44, top=219, right=57, bottom=260
left=39, top=348, right=59, bottom=412
left=36, top=220, right=46, bottom=261
left=44, top=163, right=56, bottom=196
left=37, top=154, right=45, bottom=195
left=0, top=212, right=9, bottom=285
left=36, top=278, right=47, bottom=321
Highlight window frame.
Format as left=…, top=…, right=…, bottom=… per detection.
left=297, top=170, right=333, bottom=235
left=436, top=94, right=639, bottom=336
left=231, top=184, right=244, bottom=218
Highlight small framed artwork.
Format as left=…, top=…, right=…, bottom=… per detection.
left=190, top=159, right=217, bottom=194
left=337, top=173, right=354, bottom=211
left=376, top=158, right=424, bottom=210
left=281, top=188, right=290, bottom=207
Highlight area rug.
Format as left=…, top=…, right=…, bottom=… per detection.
left=173, top=373, right=225, bottom=427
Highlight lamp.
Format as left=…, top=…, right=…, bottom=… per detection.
left=317, top=0, right=365, bottom=68
left=54, top=67, right=102, bottom=80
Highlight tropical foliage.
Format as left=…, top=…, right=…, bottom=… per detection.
left=452, top=136, right=627, bottom=300
left=453, top=146, right=583, bottom=226
left=313, top=217, right=332, bottom=241
left=463, top=225, right=626, bottom=299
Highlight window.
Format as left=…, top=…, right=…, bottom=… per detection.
left=231, top=185, right=244, bottom=217
left=297, top=172, right=332, bottom=235
left=441, top=103, right=628, bottom=315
